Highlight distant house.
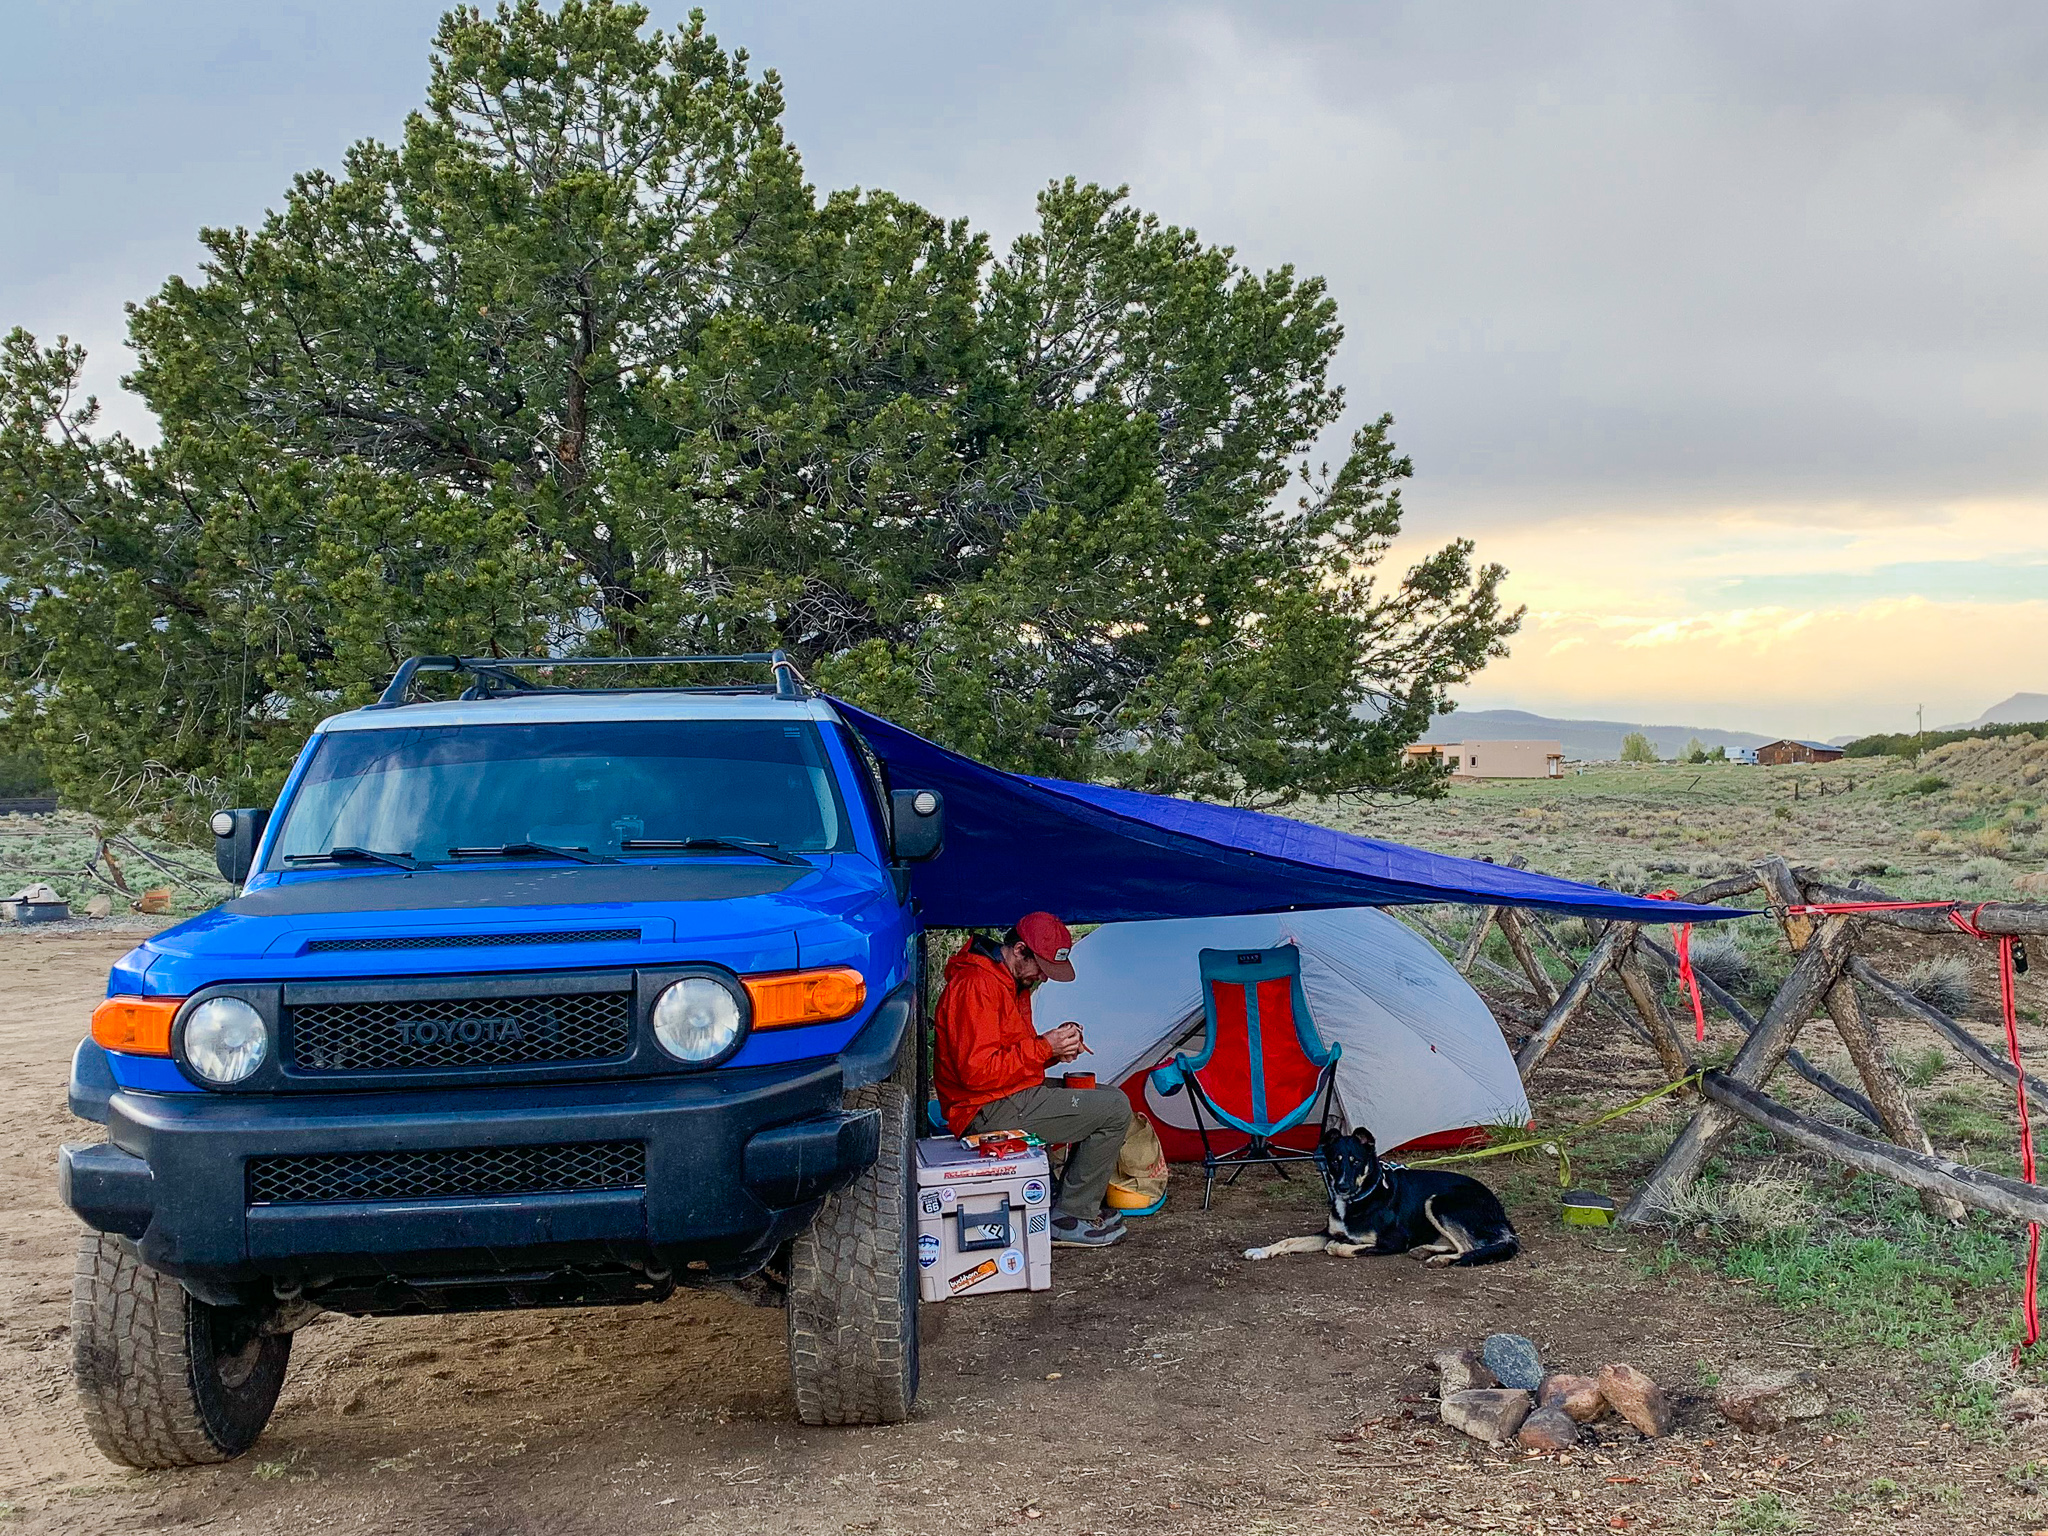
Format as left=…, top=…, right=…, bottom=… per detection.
left=1753, top=739, right=1844, bottom=766
left=1407, top=740, right=1565, bottom=779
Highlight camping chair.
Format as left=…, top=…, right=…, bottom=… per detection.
left=1149, top=945, right=1342, bottom=1210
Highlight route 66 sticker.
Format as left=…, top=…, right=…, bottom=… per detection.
left=919, top=1191, right=942, bottom=1216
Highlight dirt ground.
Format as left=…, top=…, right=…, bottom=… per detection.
left=4, top=932, right=2047, bottom=1535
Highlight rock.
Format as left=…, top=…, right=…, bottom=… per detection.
left=1538, top=1372, right=1608, bottom=1423
left=1715, top=1366, right=1827, bottom=1432
left=83, top=894, right=113, bottom=919
left=1517, top=1405, right=1580, bottom=1451
left=1597, top=1363, right=1674, bottom=1437
left=1482, top=1332, right=1544, bottom=1391
left=1439, top=1388, right=1533, bottom=1444
left=1432, top=1347, right=1499, bottom=1395
left=2003, top=1386, right=2048, bottom=1425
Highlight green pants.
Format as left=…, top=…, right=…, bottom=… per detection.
left=967, top=1085, right=1133, bottom=1220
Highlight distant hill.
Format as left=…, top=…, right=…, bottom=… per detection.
left=1954, top=692, right=2048, bottom=729
left=1421, top=708, right=1774, bottom=763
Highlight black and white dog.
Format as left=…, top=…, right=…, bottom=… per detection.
left=1243, top=1127, right=1519, bottom=1266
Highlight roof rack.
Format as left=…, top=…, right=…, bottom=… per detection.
left=370, top=652, right=809, bottom=709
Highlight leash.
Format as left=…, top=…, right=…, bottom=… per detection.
left=1401, top=1072, right=1706, bottom=1189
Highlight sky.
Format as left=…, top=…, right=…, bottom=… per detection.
left=4, top=1, right=2043, bottom=738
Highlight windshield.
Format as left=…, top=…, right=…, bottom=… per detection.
left=269, top=720, right=854, bottom=868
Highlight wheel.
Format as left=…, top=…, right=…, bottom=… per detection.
left=71, top=1231, right=291, bottom=1468
left=785, top=1063, right=919, bottom=1425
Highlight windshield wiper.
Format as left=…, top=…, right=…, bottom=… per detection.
left=446, top=842, right=618, bottom=866
left=621, top=837, right=808, bottom=867
left=283, top=846, right=422, bottom=872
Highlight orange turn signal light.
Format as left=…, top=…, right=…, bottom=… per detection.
left=744, top=967, right=867, bottom=1030
left=90, top=995, right=185, bottom=1057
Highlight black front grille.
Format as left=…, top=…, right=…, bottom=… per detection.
left=288, top=989, right=633, bottom=1072
left=247, top=1141, right=646, bottom=1205
left=304, top=929, right=638, bottom=954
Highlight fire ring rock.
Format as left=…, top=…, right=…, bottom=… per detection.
left=1598, top=1362, right=1674, bottom=1437
left=1538, top=1372, right=1608, bottom=1424
left=1433, top=1347, right=1499, bottom=1395
left=1517, top=1404, right=1581, bottom=1451
left=1482, top=1332, right=1545, bottom=1391
left=1440, top=1388, right=1534, bottom=1444
left=1714, top=1366, right=1828, bottom=1432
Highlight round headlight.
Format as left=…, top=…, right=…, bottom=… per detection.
left=182, top=997, right=268, bottom=1085
left=652, top=976, right=745, bottom=1063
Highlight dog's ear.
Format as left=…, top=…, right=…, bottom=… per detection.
left=1351, top=1127, right=1377, bottom=1151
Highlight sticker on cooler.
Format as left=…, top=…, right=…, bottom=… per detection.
left=919, top=1192, right=942, bottom=1217
left=949, top=1258, right=999, bottom=1295
left=917, top=1233, right=940, bottom=1270
left=998, top=1249, right=1025, bottom=1276
left=1022, top=1178, right=1047, bottom=1205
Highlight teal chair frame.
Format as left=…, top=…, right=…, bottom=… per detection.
left=1150, top=946, right=1342, bottom=1209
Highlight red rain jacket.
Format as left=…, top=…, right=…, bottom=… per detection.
left=933, top=942, right=1053, bottom=1136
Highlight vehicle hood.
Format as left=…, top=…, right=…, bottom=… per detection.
left=130, top=856, right=894, bottom=993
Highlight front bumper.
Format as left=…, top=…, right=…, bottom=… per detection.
left=61, top=983, right=909, bottom=1310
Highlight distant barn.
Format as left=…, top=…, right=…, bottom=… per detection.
left=1753, top=739, right=1845, bottom=766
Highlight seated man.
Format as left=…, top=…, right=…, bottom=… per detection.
left=933, top=911, right=1133, bottom=1248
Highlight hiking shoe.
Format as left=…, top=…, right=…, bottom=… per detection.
left=1051, top=1213, right=1126, bottom=1247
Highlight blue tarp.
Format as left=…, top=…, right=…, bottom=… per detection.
left=833, top=700, right=1744, bottom=928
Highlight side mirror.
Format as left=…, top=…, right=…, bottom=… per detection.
left=889, top=789, right=944, bottom=862
left=210, top=808, right=270, bottom=886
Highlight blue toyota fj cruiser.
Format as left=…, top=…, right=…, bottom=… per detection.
left=59, top=654, right=945, bottom=1466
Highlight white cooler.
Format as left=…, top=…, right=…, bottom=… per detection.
left=914, top=1137, right=1054, bottom=1301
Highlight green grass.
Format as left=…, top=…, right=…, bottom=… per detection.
left=1919, top=1091, right=2023, bottom=1176
left=1695, top=1175, right=2026, bottom=1431
left=1717, top=1492, right=1800, bottom=1532
left=1895, top=1046, right=1947, bottom=1090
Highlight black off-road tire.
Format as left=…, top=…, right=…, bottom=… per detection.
left=785, top=1069, right=919, bottom=1425
left=72, top=1231, right=291, bottom=1468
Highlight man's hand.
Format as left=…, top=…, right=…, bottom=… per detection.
left=1040, top=1022, right=1085, bottom=1064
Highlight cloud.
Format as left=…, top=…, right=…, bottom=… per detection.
left=4, top=2, right=2042, bottom=734
left=1465, top=595, right=2046, bottom=736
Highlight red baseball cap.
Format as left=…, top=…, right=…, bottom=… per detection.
left=1016, top=911, right=1076, bottom=982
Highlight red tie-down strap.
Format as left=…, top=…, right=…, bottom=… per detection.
left=1946, top=904, right=2039, bottom=1362
left=1644, top=891, right=1710, bottom=1043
